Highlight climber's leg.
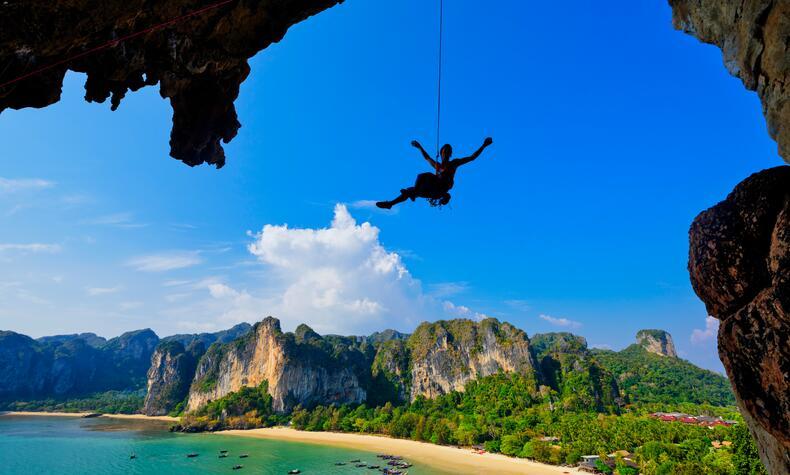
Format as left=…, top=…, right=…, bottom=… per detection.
left=376, top=188, right=413, bottom=209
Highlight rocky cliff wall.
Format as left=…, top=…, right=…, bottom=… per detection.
left=670, top=2, right=790, bottom=472
left=670, top=0, right=790, bottom=163
left=186, top=317, right=366, bottom=413
left=143, top=340, right=203, bottom=416
left=407, top=319, right=539, bottom=401
left=636, top=329, right=678, bottom=357
left=689, top=167, right=790, bottom=474
left=0, top=0, right=343, bottom=167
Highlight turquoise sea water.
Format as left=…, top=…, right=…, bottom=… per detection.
left=0, top=416, right=446, bottom=475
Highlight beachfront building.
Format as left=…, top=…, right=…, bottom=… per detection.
left=649, top=412, right=736, bottom=427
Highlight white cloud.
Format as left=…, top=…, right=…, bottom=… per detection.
left=61, top=194, right=93, bottom=206
left=83, top=212, right=148, bottom=229
left=162, top=205, right=491, bottom=335
left=162, top=279, right=193, bottom=287
left=243, top=204, right=421, bottom=333
left=691, top=316, right=719, bottom=344
left=539, top=313, right=582, bottom=329
left=348, top=200, right=380, bottom=210
left=0, top=177, right=54, bottom=193
left=429, top=282, right=469, bottom=298
left=165, top=292, right=193, bottom=303
left=0, top=243, right=62, bottom=254
left=119, top=301, right=143, bottom=310
left=504, top=299, right=531, bottom=312
left=86, top=286, right=121, bottom=296
left=127, top=251, right=202, bottom=272
left=443, top=301, right=490, bottom=321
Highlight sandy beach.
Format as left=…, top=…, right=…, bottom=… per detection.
left=220, top=427, right=585, bottom=475
left=0, top=411, right=178, bottom=422
left=2, top=412, right=583, bottom=473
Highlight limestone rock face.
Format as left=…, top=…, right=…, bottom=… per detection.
left=670, top=3, right=790, bottom=470
left=186, top=317, right=366, bottom=413
left=635, top=329, right=677, bottom=357
left=669, top=0, right=790, bottom=163
left=0, top=0, right=343, bottom=167
left=689, top=166, right=790, bottom=474
left=143, top=341, right=203, bottom=416
left=407, top=319, right=538, bottom=401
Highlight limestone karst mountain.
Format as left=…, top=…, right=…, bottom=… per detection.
left=0, top=318, right=733, bottom=420
left=635, top=329, right=677, bottom=357
left=0, top=317, right=733, bottom=422
left=0, top=329, right=157, bottom=399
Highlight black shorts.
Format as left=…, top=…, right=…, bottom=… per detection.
left=413, top=173, right=451, bottom=198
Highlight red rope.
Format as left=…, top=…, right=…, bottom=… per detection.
left=0, top=0, right=235, bottom=90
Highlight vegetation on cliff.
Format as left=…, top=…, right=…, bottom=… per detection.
left=290, top=372, right=758, bottom=474
left=175, top=382, right=285, bottom=431
left=592, top=345, right=735, bottom=406
left=3, top=390, right=145, bottom=414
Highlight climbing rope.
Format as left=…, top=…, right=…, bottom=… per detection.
left=434, top=0, right=444, bottom=161
left=0, top=0, right=236, bottom=91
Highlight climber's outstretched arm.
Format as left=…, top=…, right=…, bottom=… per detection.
left=453, top=137, right=493, bottom=167
left=411, top=140, right=437, bottom=170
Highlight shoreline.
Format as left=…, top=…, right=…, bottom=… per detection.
left=0, top=411, right=178, bottom=422
left=3, top=412, right=583, bottom=473
left=219, top=427, right=585, bottom=475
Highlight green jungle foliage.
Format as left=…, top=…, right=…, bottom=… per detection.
left=2, top=390, right=144, bottom=414
left=592, top=345, right=735, bottom=406
left=176, top=382, right=286, bottom=431
left=288, top=372, right=763, bottom=475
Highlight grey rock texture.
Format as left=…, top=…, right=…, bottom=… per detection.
left=636, top=329, right=678, bottom=357
left=670, top=0, right=790, bottom=162
left=406, top=319, right=539, bottom=400
left=186, top=317, right=366, bottom=413
left=689, top=166, right=790, bottom=474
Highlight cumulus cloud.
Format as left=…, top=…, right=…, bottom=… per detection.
left=127, top=251, right=202, bottom=272
left=0, top=177, right=55, bottom=193
left=164, top=205, right=492, bottom=335
left=691, top=316, right=719, bottom=344
left=241, top=204, right=428, bottom=333
left=539, top=314, right=582, bottom=329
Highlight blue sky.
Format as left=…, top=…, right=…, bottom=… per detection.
left=0, top=1, right=782, bottom=372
